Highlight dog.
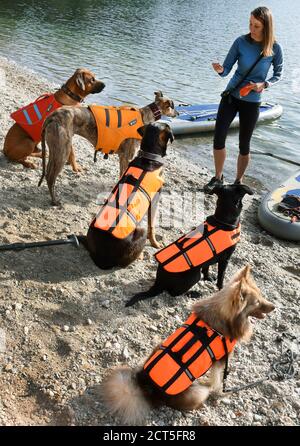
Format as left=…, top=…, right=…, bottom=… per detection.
left=38, top=91, right=177, bottom=205
left=126, top=183, right=254, bottom=307
left=100, top=265, right=275, bottom=425
left=78, top=122, right=174, bottom=268
left=3, top=68, right=105, bottom=169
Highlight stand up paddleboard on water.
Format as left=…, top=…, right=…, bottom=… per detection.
left=159, top=102, right=282, bottom=135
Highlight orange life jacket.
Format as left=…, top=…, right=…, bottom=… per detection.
left=94, top=165, right=164, bottom=239
left=89, top=105, right=144, bottom=154
left=11, top=94, right=62, bottom=143
left=143, top=312, right=236, bottom=395
left=155, top=220, right=241, bottom=273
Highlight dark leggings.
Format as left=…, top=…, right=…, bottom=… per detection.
left=213, top=95, right=261, bottom=155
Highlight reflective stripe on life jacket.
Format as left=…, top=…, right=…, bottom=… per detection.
left=11, top=94, right=62, bottom=143
left=143, top=312, right=236, bottom=395
left=155, top=221, right=241, bottom=273
left=89, top=105, right=144, bottom=154
left=94, top=165, right=164, bottom=239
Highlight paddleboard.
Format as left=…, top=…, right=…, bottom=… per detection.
left=258, top=170, right=300, bottom=241
left=159, top=102, right=282, bottom=135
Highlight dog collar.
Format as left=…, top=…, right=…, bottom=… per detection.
left=208, top=215, right=240, bottom=230
left=61, top=84, right=84, bottom=103
left=137, top=150, right=164, bottom=164
left=148, top=102, right=162, bottom=120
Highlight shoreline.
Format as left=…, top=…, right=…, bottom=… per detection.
left=0, top=58, right=299, bottom=426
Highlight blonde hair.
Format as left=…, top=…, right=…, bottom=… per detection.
left=251, top=6, right=275, bottom=56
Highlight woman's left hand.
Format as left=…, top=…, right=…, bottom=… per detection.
left=250, top=81, right=265, bottom=92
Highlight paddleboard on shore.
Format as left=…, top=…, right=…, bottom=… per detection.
left=258, top=170, right=300, bottom=241
left=159, top=102, right=282, bottom=135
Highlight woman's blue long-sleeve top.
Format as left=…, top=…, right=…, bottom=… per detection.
left=219, top=34, right=283, bottom=102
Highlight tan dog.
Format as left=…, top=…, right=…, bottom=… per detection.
left=100, top=265, right=275, bottom=425
left=3, top=68, right=105, bottom=169
left=38, top=91, right=177, bottom=205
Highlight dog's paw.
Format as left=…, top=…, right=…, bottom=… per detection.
left=23, top=161, right=37, bottom=169
left=72, top=164, right=83, bottom=173
left=138, top=251, right=144, bottom=261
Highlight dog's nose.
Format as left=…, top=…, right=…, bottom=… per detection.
left=93, top=82, right=106, bottom=93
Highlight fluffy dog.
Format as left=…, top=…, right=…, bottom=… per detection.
left=78, top=122, right=174, bottom=268
left=3, top=68, right=105, bottom=169
left=100, top=265, right=275, bottom=425
left=126, top=183, right=254, bottom=307
left=38, top=91, right=177, bottom=205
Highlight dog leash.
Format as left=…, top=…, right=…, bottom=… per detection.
left=222, top=348, right=297, bottom=394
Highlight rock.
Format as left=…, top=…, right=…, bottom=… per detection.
left=254, top=414, right=263, bottom=422
left=221, top=398, right=231, bottom=405
left=63, top=325, right=70, bottom=332
left=101, top=300, right=110, bottom=308
left=149, top=325, right=158, bottom=332
left=4, top=364, right=13, bottom=372
left=122, top=346, right=130, bottom=359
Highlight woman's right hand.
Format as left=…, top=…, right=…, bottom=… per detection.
left=212, top=62, right=224, bottom=74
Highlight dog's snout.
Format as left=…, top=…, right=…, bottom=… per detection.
left=93, top=82, right=106, bottom=93
left=263, top=302, right=275, bottom=313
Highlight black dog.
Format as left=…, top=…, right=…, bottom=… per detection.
left=79, top=122, right=174, bottom=269
left=126, top=183, right=253, bottom=306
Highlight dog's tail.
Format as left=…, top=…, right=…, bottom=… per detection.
left=100, top=366, right=151, bottom=425
left=38, top=126, right=47, bottom=187
left=125, top=282, right=163, bottom=307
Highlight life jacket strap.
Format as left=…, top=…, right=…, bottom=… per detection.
left=160, top=324, right=219, bottom=393
left=144, top=317, right=220, bottom=393
left=222, top=337, right=230, bottom=392
left=160, top=223, right=219, bottom=269
left=103, top=170, right=148, bottom=233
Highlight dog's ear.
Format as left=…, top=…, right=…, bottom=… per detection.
left=210, top=183, right=224, bottom=195
left=236, top=184, right=254, bottom=196
left=229, top=265, right=251, bottom=284
left=75, top=71, right=86, bottom=91
left=154, top=91, right=163, bottom=100
left=137, top=125, right=146, bottom=137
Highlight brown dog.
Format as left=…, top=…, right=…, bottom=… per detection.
left=38, top=91, right=177, bottom=205
left=100, top=265, right=275, bottom=424
left=3, top=68, right=105, bottom=169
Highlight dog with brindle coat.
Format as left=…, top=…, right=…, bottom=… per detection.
left=126, top=183, right=254, bottom=306
left=3, top=68, right=105, bottom=169
left=78, top=122, right=174, bottom=269
left=38, top=91, right=177, bottom=205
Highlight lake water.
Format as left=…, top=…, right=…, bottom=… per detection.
left=0, top=0, right=300, bottom=190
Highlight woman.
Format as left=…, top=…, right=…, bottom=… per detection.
left=204, top=6, right=283, bottom=193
